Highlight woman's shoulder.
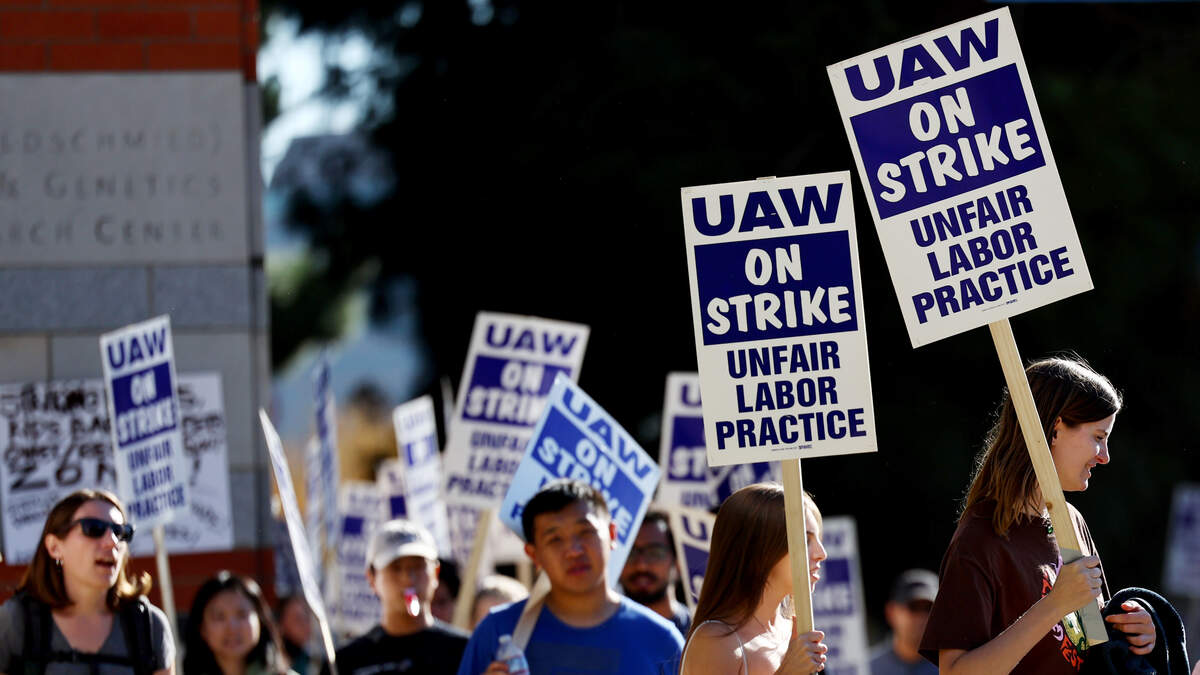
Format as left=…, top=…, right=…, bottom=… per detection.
left=947, top=501, right=1002, bottom=547
left=682, top=621, right=744, bottom=674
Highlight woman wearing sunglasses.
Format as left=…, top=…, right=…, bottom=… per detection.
left=0, top=488, right=176, bottom=675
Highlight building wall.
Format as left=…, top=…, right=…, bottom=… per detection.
left=0, top=0, right=272, bottom=604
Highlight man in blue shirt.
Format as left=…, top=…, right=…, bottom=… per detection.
left=458, top=479, right=684, bottom=675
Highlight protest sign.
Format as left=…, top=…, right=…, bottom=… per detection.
left=681, top=173, right=876, bottom=467
left=441, top=313, right=589, bottom=626
left=666, top=507, right=715, bottom=611
left=303, top=437, right=324, bottom=585
left=312, top=355, right=341, bottom=559
left=810, top=517, right=868, bottom=675
left=681, top=172, right=876, bottom=634
left=828, top=8, right=1092, bottom=348
left=377, top=457, right=406, bottom=520
left=442, top=312, right=590, bottom=509
left=273, top=516, right=302, bottom=597
left=99, top=316, right=189, bottom=526
left=333, top=481, right=383, bottom=636
left=499, top=375, right=660, bottom=588
left=391, top=396, right=452, bottom=555
left=711, top=462, right=781, bottom=505
left=260, top=410, right=338, bottom=675
left=657, top=373, right=779, bottom=509
left=0, top=373, right=234, bottom=563
left=100, top=316, right=189, bottom=628
left=828, top=10, right=1105, bottom=643
left=656, top=373, right=709, bottom=508
left=1164, top=483, right=1200, bottom=598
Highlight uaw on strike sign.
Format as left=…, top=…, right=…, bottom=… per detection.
left=681, top=172, right=876, bottom=466
left=100, top=316, right=188, bottom=526
left=828, top=8, right=1092, bottom=347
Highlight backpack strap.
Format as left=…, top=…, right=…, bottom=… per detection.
left=13, top=590, right=52, bottom=675
left=116, top=597, right=158, bottom=675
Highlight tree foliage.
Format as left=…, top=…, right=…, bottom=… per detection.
left=264, top=0, right=1200, bottom=620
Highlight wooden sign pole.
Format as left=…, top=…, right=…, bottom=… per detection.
left=515, top=557, right=533, bottom=590
left=452, top=507, right=493, bottom=629
left=780, top=459, right=815, bottom=634
left=151, top=523, right=178, bottom=671
left=989, top=318, right=1107, bottom=647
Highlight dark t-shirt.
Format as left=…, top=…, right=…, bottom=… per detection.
left=324, top=622, right=469, bottom=675
left=919, top=499, right=1108, bottom=673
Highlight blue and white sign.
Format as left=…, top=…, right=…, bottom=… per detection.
left=828, top=8, right=1093, bottom=347
left=811, top=517, right=869, bottom=675
left=499, top=375, right=659, bottom=587
left=657, top=373, right=780, bottom=508
left=658, top=374, right=712, bottom=508
left=1163, top=483, right=1200, bottom=598
left=303, top=437, right=323, bottom=585
left=666, top=507, right=716, bottom=611
left=312, top=355, right=341, bottom=556
left=681, top=173, right=877, bottom=466
left=442, top=312, right=590, bottom=510
left=99, top=316, right=189, bottom=527
left=711, top=462, right=781, bottom=505
left=259, top=410, right=337, bottom=670
left=377, top=458, right=406, bottom=520
left=391, top=396, right=452, bottom=556
left=333, top=481, right=383, bottom=636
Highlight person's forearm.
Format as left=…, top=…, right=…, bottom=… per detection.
left=941, top=596, right=1067, bottom=675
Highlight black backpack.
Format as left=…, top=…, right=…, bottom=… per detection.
left=11, top=590, right=158, bottom=675
left=1082, top=587, right=1191, bottom=675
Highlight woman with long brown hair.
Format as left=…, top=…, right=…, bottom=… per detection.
left=680, top=483, right=828, bottom=674
left=920, top=357, right=1157, bottom=673
left=0, top=488, right=175, bottom=675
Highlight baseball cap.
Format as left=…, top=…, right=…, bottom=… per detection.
left=889, top=569, right=939, bottom=604
left=366, top=519, right=438, bottom=570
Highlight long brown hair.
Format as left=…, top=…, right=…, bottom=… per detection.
left=964, top=357, right=1121, bottom=537
left=19, top=488, right=152, bottom=610
left=685, top=483, right=820, bottom=643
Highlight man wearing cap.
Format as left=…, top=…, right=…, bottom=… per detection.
left=869, top=569, right=940, bottom=675
left=323, top=518, right=469, bottom=675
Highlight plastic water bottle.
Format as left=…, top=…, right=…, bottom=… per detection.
left=496, top=635, right=530, bottom=675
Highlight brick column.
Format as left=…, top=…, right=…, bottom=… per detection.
left=0, top=0, right=272, bottom=610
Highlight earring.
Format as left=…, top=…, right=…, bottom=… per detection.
left=54, top=558, right=62, bottom=567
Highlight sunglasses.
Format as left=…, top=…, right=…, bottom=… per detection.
left=67, top=517, right=135, bottom=543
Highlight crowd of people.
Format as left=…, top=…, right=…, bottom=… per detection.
left=0, top=357, right=1193, bottom=674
